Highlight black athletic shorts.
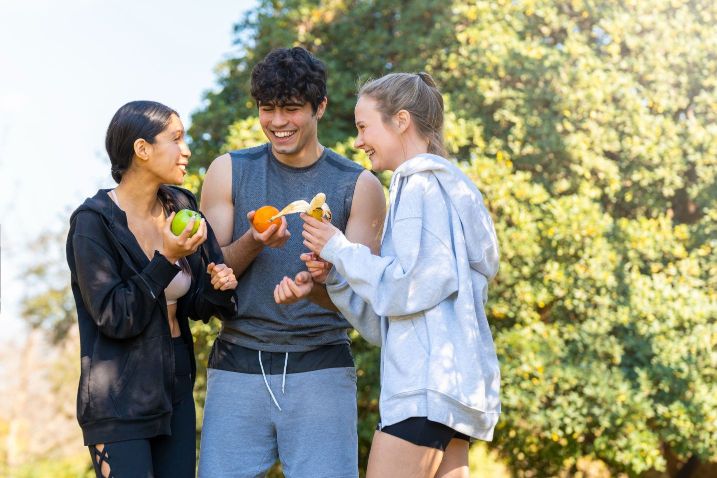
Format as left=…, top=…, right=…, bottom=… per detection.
left=379, top=417, right=471, bottom=451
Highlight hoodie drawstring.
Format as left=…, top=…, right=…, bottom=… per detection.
left=258, top=350, right=289, bottom=411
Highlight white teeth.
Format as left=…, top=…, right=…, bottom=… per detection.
left=274, top=131, right=295, bottom=138
left=179, top=165, right=186, bottom=171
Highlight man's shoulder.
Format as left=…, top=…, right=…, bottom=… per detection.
left=227, top=143, right=270, bottom=162
left=323, top=148, right=365, bottom=174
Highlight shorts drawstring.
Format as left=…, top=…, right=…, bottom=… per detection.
left=258, top=351, right=289, bottom=411
left=259, top=350, right=281, bottom=411
left=282, top=352, right=288, bottom=394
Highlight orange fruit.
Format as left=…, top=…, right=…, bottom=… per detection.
left=252, top=205, right=281, bottom=233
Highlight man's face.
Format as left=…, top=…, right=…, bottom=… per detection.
left=258, top=98, right=326, bottom=161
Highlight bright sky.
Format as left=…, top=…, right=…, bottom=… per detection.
left=0, top=0, right=256, bottom=342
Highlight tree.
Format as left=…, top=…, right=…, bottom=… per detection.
left=188, top=0, right=717, bottom=476
left=20, top=229, right=76, bottom=345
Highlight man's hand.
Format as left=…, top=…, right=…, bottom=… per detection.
left=274, top=271, right=314, bottom=304
left=247, top=210, right=291, bottom=248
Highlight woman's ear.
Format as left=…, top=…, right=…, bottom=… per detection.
left=133, top=138, right=151, bottom=161
left=394, top=110, right=411, bottom=134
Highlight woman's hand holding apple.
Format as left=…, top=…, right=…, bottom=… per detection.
left=161, top=211, right=207, bottom=263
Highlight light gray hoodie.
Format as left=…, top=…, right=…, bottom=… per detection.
left=322, top=153, right=501, bottom=441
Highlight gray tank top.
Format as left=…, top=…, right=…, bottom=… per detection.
left=220, top=143, right=365, bottom=352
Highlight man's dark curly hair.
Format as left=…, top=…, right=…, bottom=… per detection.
left=250, top=47, right=327, bottom=114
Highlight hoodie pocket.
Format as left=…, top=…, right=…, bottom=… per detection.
left=383, top=314, right=430, bottom=399
left=411, top=317, right=430, bottom=354
left=87, top=337, right=137, bottom=420
left=112, top=336, right=170, bottom=418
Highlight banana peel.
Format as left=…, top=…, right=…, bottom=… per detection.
left=270, top=192, right=332, bottom=222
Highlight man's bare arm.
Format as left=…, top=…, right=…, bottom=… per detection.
left=307, top=170, right=386, bottom=310
left=200, top=154, right=291, bottom=276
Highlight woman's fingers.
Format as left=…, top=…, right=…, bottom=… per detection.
left=220, top=277, right=237, bottom=291
left=209, top=263, right=236, bottom=290
left=301, top=230, right=324, bottom=252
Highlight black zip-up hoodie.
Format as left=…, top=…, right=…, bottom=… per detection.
left=66, top=186, right=236, bottom=445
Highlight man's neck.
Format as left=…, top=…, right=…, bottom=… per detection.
left=272, top=141, right=325, bottom=168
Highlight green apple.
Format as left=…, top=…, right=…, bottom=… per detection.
left=171, top=209, right=201, bottom=237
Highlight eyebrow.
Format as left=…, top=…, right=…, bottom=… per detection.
left=259, top=100, right=306, bottom=108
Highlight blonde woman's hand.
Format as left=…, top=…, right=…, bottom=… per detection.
left=207, top=262, right=238, bottom=291
left=162, top=212, right=207, bottom=263
left=300, top=252, right=332, bottom=284
left=301, top=213, right=340, bottom=257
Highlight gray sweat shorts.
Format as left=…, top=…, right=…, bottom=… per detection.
left=198, top=366, right=359, bottom=478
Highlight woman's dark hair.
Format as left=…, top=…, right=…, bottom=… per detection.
left=106, top=100, right=178, bottom=184
left=250, top=47, right=327, bottom=113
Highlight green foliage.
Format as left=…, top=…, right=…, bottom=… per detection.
left=20, top=230, right=75, bottom=344
left=186, top=0, right=717, bottom=475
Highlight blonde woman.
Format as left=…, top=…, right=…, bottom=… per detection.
left=275, top=73, right=501, bottom=478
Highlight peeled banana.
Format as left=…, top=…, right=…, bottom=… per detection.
left=270, top=193, right=332, bottom=222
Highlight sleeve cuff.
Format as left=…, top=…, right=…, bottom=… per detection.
left=326, top=266, right=344, bottom=288
left=321, top=232, right=348, bottom=264
left=203, top=284, right=237, bottom=306
left=145, top=251, right=181, bottom=290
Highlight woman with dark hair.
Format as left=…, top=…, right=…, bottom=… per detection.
left=66, top=100, right=238, bottom=478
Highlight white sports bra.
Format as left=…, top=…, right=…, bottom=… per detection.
left=164, top=270, right=191, bottom=306
left=109, top=189, right=191, bottom=305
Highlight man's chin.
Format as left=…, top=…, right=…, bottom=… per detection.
left=271, top=144, right=298, bottom=156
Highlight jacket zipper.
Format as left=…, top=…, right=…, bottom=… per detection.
left=105, top=221, right=177, bottom=397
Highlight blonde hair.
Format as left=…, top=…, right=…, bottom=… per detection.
left=358, top=72, right=446, bottom=157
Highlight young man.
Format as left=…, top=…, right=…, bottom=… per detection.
left=198, top=47, right=386, bottom=477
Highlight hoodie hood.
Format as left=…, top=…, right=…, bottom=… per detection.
left=392, top=154, right=499, bottom=279
left=69, top=186, right=197, bottom=226
left=68, top=186, right=205, bottom=271
left=69, top=189, right=145, bottom=263
left=68, top=188, right=162, bottom=296
left=70, top=188, right=119, bottom=225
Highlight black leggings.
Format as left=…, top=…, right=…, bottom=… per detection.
left=89, top=338, right=195, bottom=478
